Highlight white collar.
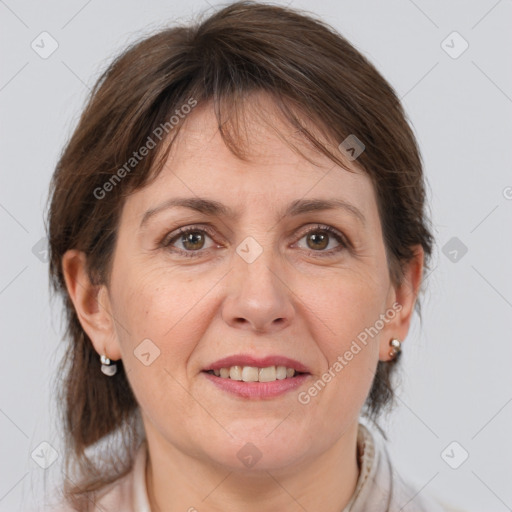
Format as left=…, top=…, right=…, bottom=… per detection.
left=131, top=439, right=151, bottom=512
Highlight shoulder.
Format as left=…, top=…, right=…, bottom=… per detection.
left=359, top=423, right=463, bottom=512
left=40, top=440, right=149, bottom=512
left=39, top=468, right=136, bottom=512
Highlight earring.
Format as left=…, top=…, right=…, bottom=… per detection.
left=100, top=354, right=118, bottom=376
left=388, top=338, right=402, bottom=359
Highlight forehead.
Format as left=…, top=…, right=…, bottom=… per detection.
left=165, top=93, right=358, bottom=171
left=123, top=94, right=378, bottom=224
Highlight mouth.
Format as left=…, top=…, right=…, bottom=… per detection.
left=201, top=367, right=311, bottom=399
left=202, top=354, right=311, bottom=383
left=201, top=354, right=312, bottom=398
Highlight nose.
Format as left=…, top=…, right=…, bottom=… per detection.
left=221, top=247, right=295, bottom=334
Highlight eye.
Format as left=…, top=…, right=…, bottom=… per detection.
left=161, top=225, right=217, bottom=258
left=294, top=224, right=349, bottom=256
left=160, top=223, right=350, bottom=259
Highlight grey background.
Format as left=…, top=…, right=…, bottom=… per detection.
left=1, top=0, right=511, bottom=510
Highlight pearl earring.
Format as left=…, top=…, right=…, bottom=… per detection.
left=388, top=338, right=402, bottom=359
left=100, top=354, right=118, bottom=376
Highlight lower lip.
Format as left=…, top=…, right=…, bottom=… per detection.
left=202, top=371, right=311, bottom=399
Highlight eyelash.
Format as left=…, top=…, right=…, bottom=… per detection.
left=160, top=224, right=350, bottom=259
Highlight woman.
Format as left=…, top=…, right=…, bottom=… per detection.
left=46, top=1, right=460, bottom=510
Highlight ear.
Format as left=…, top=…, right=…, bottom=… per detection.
left=378, top=245, right=424, bottom=361
left=61, top=249, right=122, bottom=362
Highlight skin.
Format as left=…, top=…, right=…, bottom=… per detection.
left=62, top=93, right=424, bottom=512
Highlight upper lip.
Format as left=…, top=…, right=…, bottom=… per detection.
left=204, top=354, right=311, bottom=374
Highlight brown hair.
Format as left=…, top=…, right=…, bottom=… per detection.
left=46, top=1, right=434, bottom=508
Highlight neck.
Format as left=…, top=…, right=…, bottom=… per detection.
left=145, top=419, right=361, bottom=512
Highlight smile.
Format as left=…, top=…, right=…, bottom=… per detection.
left=205, top=365, right=305, bottom=382
left=202, top=368, right=310, bottom=399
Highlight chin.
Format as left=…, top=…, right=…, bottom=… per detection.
left=203, top=432, right=310, bottom=473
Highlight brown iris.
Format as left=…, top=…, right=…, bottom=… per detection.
left=306, top=231, right=329, bottom=251
left=181, top=231, right=205, bottom=251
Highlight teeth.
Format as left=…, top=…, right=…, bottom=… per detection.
left=259, top=366, right=276, bottom=382
left=210, top=365, right=299, bottom=382
left=229, top=366, right=242, bottom=380
left=276, top=366, right=287, bottom=380
left=242, top=366, right=259, bottom=382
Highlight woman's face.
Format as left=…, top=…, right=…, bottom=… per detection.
left=82, top=96, right=420, bottom=472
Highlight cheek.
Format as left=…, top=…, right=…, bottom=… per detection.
left=109, top=263, right=215, bottom=379
left=108, top=271, right=203, bottom=422
left=307, top=269, right=387, bottom=352
left=297, top=271, right=385, bottom=416
left=112, top=259, right=205, bottom=336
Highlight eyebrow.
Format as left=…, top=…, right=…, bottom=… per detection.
left=140, top=197, right=366, bottom=228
